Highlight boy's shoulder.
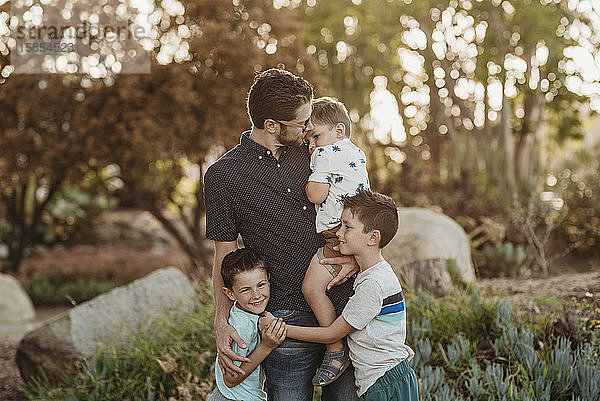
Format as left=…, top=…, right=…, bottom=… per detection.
left=228, top=304, right=260, bottom=333
left=356, top=260, right=401, bottom=294
left=313, top=138, right=362, bottom=155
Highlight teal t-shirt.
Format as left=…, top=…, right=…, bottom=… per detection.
left=214, top=303, right=266, bottom=401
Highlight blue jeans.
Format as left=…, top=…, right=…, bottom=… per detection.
left=263, top=310, right=358, bottom=401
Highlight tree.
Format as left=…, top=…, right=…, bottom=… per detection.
left=0, top=0, right=323, bottom=274
left=297, top=0, right=598, bottom=203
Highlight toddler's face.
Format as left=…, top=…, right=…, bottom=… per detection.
left=304, top=123, right=344, bottom=154
left=223, top=268, right=270, bottom=315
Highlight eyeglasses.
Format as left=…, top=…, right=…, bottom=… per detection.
left=272, top=117, right=311, bottom=133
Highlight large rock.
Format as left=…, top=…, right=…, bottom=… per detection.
left=383, top=208, right=475, bottom=295
left=0, top=273, right=35, bottom=323
left=16, top=267, right=196, bottom=383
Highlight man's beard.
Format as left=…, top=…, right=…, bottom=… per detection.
left=277, top=125, right=304, bottom=147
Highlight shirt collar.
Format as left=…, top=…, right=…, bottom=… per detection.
left=353, top=259, right=388, bottom=289
left=240, top=130, right=281, bottom=158
left=231, top=301, right=261, bottom=324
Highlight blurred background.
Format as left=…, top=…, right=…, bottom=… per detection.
left=1, top=0, right=599, bottom=297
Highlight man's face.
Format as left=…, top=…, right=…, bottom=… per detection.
left=276, top=102, right=313, bottom=147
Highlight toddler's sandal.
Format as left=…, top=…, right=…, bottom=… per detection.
left=312, top=346, right=350, bottom=387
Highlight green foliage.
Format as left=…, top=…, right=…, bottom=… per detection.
left=548, top=144, right=600, bottom=257
left=25, top=284, right=216, bottom=401
left=39, top=184, right=117, bottom=244
left=19, top=271, right=120, bottom=306
left=475, top=242, right=531, bottom=278
left=24, top=285, right=600, bottom=401
left=408, top=291, right=600, bottom=400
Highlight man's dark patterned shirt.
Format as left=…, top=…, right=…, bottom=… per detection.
left=204, top=131, right=354, bottom=313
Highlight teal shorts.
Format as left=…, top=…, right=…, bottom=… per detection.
left=360, top=359, right=419, bottom=401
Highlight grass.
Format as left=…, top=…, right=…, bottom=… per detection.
left=19, top=270, right=122, bottom=306
left=533, top=296, right=564, bottom=309
left=24, top=283, right=217, bottom=401
left=23, top=283, right=600, bottom=401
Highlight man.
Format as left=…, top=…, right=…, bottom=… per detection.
left=203, top=68, right=359, bottom=401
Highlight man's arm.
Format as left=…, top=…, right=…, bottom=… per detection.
left=223, top=318, right=286, bottom=387
left=306, top=181, right=330, bottom=204
left=285, top=315, right=355, bottom=344
left=213, top=240, right=250, bottom=377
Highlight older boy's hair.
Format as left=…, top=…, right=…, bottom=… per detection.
left=341, top=190, right=398, bottom=248
left=247, top=68, right=313, bottom=129
left=221, top=248, right=268, bottom=289
left=311, top=97, right=352, bottom=138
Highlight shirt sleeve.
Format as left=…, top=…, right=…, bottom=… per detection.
left=308, top=148, right=332, bottom=184
left=342, top=279, right=383, bottom=330
left=203, top=164, right=239, bottom=241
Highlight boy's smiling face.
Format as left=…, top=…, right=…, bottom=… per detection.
left=223, top=268, right=270, bottom=315
left=304, top=123, right=345, bottom=154
left=336, top=208, right=375, bottom=256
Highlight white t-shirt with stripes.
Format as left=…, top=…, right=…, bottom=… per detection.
left=341, top=259, right=415, bottom=397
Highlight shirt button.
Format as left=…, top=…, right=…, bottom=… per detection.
left=266, top=150, right=271, bottom=155
left=287, top=188, right=291, bottom=193
left=303, top=206, right=307, bottom=210
left=277, top=163, right=281, bottom=168
left=258, top=155, right=263, bottom=159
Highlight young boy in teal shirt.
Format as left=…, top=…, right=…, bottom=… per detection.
left=208, top=248, right=286, bottom=401
left=262, top=190, right=419, bottom=400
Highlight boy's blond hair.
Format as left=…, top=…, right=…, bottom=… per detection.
left=311, top=97, right=352, bottom=138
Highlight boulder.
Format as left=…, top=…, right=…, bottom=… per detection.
left=383, top=208, right=475, bottom=295
left=16, top=267, right=196, bottom=383
left=394, top=258, right=453, bottom=297
left=0, top=273, right=35, bottom=323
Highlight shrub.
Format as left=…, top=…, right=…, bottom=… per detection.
left=474, top=242, right=531, bottom=278
left=409, top=291, right=600, bottom=401
left=19, top=270, right=120, bottom=306
left=24, top=285, right=600, bottom=401
left=25, top=284, right=216, bottom=401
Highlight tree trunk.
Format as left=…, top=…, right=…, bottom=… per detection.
left=501, top=91, right=516, bottom=195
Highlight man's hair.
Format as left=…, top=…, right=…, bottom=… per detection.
left=221, top=248, right=268, bottom=289
left=247, top=68, right=313, bottom=129
left=311, top=97, right=352, bottom=138
left=341, top=190, right=398, bottom=248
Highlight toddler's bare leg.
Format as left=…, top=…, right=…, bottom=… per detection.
left=302, top=254, right=344, bottom=354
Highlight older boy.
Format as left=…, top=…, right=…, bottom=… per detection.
left=269, top=190, right=419, bottom=400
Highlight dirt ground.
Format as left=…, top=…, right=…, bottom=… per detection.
left=0, top=307, right=69, bottom=401
left=477, top=270, right=600, bottom=305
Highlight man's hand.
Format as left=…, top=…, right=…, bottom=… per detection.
left=259, top=317, right=287, bottom=350
left=215, top=322, right=251, bottom=378
left=320, top=254, right=359, bottom=290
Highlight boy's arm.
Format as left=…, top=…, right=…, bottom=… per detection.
left=306, top=181, right=330, bottom=204
left=285, top=315, right=355, bottom=344
left=306, top=148, right=331, bottom=204
left=222, top=343, right=272, bottom=388
left=213, top=240, right=250, bottom=377
left=223, top=318, right=286, bottom=387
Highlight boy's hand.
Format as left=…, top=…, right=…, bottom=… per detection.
left=321, top=254, right=359, bottom=290
left=258, top=312, right=276, bottom=332
left=260, top=317, right=287, bottom=350
left=215, top=322, right=251, bottom=377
